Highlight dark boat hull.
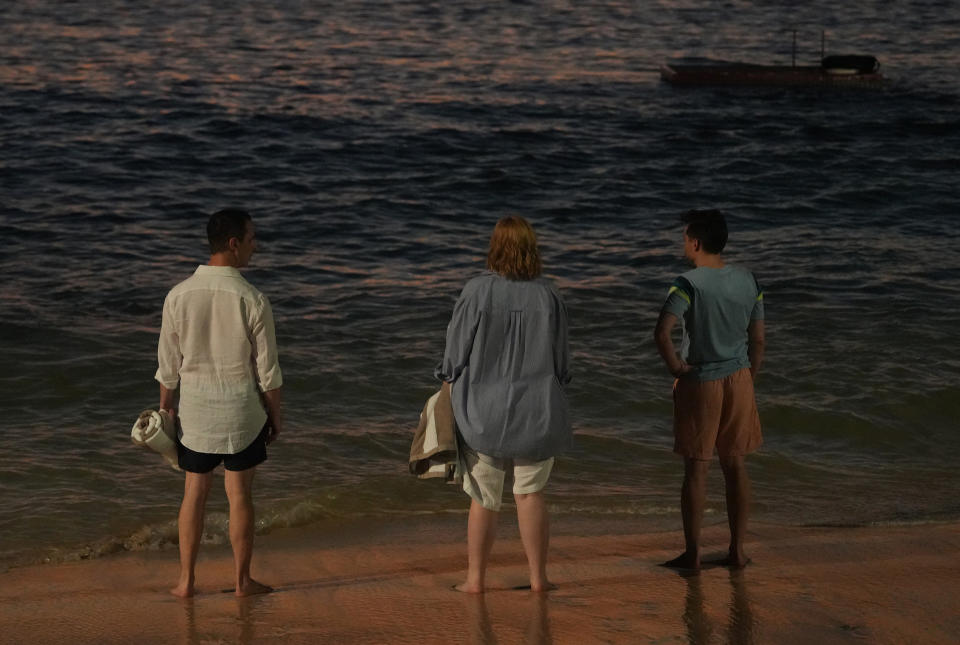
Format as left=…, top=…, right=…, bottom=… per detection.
left=660, top=63, right=884, bottom=88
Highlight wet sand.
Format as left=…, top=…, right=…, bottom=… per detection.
left=1, top=517, right=958, bottom=644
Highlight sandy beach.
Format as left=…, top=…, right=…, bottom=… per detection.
left=1, top=516, right=957, bottom=644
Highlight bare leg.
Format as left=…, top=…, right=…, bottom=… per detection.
left=664, top=458, right=711, bottom=570
left=457, top=500, right=499, bottom=593
left=171, top=471, right=214, bottom=597
left=515, top=491, right=554, bottom=592
left=718, top=455, right=752, bottom=567
left=224, top=467, right=272, bottom=596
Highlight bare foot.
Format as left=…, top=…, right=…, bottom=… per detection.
left=512, top=581, right=557, bottom=592
left=454, top=582, right=484, bottom=594
left=705, top=554, right=752, bottom=569
left=170, top=582, right=194, bottom=598
left=235, top=579, right=273, bottom=597
left=530, top=581, right=557, bottom=593
left=662, top=552, right=700, bottom=571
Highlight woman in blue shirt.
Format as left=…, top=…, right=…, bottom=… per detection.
left=437, top=216, right=572, bottom=593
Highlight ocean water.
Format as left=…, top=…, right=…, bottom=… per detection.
left=2, top=0, right=959, bottom=567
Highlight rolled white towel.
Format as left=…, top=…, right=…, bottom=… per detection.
left=131, top=409, right=181, bottom=471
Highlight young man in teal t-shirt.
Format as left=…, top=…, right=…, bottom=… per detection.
left=654, top=209, right=765, bottom=571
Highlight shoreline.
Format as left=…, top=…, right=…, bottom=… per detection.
left=1, top=516, right=958, bottom=643
left=7, top=505, right=956, bottom=572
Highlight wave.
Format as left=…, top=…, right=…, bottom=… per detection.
left=4, top=497, right=688, bottom=569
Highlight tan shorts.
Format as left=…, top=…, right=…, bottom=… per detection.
left=461, top=448, right=554, bottom=512
left=673, top=367, right=762, bottom=460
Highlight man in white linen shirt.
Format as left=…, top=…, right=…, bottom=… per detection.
left=156, top=208, right=284, bottom=598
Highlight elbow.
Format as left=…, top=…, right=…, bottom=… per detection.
left=156, top=374, right=179, bottom=390
left=258, top=367, right=284, bottom=392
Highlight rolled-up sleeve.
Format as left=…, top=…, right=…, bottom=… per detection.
left=250, top=294, right=283, bottom=392
left=434, top=287, right=480, bottom=383
left=663, top=276, right=693, bottom=319
left=155, top=293, right=182, bottom=389
left=751, top=276, right=765, bottom=321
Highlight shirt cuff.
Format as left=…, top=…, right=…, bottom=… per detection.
left=258, top=368, right=283, bottom=392
left=154, top=370, right=180, bottom=390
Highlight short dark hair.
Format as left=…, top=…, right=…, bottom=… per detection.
left=681, top=209, right=728, bottom=254
left=207, top=208, right=251, bottom=254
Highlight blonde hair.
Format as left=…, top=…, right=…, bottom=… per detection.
left=486, top=216, right=542, bottom=280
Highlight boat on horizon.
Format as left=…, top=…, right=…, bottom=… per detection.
left=660, top=54, right=884, bottom=88
left=660, top=30, right=884, bottom=88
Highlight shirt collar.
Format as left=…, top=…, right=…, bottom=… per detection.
left=195, top=265, right=244, bottom=278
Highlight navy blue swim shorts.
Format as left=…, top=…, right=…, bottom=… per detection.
left=177, top=424, right=269, bottom=473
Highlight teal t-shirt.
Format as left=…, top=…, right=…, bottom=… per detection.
left=662, top=265, right=764, bottom=382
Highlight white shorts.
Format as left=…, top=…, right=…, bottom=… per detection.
left=461, top=448, right=554, bottom=512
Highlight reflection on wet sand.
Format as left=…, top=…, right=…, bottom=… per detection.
left=681, top=573, right=714, bottom=644
left=466, top=591, right=553, bottom=645
left=180, top=593, right=268, bottom=645
left=726, top=570, right=756, bottom=645
left=681, top=568, right=757, bottom=645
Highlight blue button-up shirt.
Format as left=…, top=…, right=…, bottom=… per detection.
left=436, top=272, right=572, bottom=460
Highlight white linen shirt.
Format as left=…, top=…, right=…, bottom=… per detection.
left=156, top=265, right=283, bottom=454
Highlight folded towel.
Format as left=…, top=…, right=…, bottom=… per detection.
left=131, top=409, right=181, bottom=471
left=409, top=384, right=461, bottom=484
